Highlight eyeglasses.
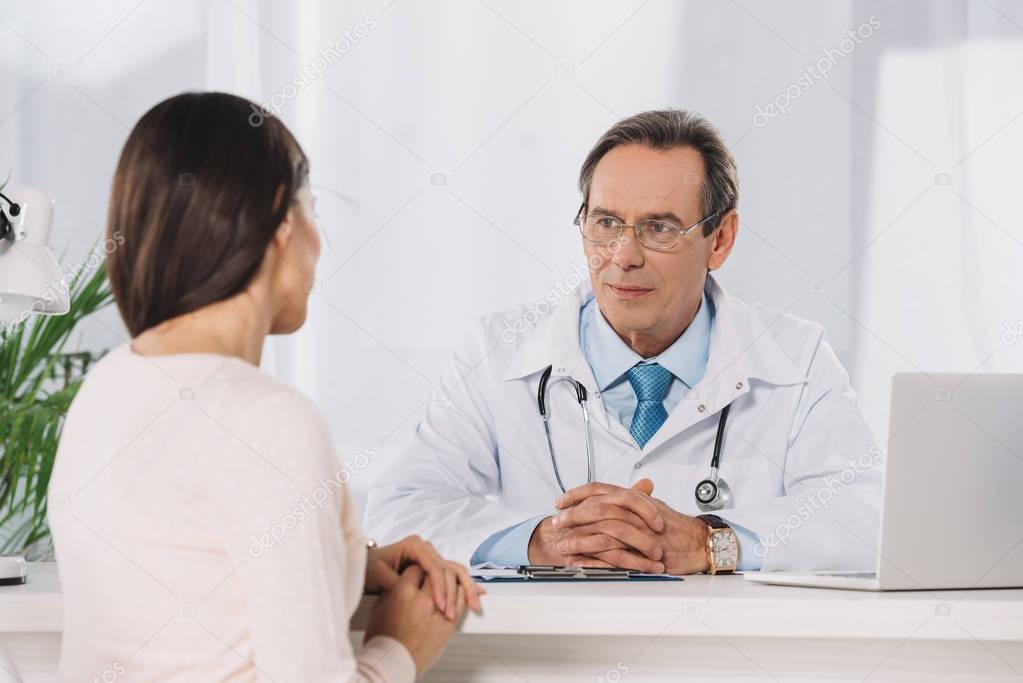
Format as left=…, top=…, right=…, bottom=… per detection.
left=573, top=203, right=719, bottom=252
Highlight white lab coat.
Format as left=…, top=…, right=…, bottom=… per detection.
left=365, top=275, right=883, bottom=572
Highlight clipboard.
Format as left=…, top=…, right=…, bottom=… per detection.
left=472, top=564, right=684, bottom=582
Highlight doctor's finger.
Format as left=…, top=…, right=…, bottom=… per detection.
left=553, top=498, right=658, bottom=532
left=557, top=532, right=627, bottom=557
left=592, top=548, right=665, bottom=574
left=553, top=500, right=642, bottom=530
left=558, top=530, right=660, bottom=562
left=565, top=555, right=616, bottom=569
left=556, top=488, right=663, bottom=532
left=556, top=482, right=628, bottom=508
left=561, top=521, right=662, bottom=560
left=555, top=478, right=654, bottom=508
left=597, top=489, right=663, bottom=532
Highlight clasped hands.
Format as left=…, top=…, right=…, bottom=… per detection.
left=362, top=536, right=484, bottom=674
left=528, top=478, right=711, bottom=575
left=364, top=534, right=484, bottom=619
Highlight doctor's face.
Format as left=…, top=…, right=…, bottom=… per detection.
left=582, top=144, right=736, bottom=356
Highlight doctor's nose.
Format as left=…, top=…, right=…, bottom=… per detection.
left=609, top=226, right=645, bottom=270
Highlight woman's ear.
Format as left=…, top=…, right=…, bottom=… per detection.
left=272, top=211, right=295, bottom=252
left=707, top=209, right=739, bottom=272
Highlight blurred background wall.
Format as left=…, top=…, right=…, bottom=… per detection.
left=2, top=0, right=1022, bottom=512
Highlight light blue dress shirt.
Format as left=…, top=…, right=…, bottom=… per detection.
left=472, top=292, right=763, bottom=571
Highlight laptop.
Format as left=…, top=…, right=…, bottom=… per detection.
left=744, top=373, right=1023, bottom=591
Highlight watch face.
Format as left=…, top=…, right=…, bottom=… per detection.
left=711, top=529, right=738, bottom=568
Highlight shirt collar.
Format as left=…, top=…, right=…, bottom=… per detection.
left=501, top=273, right=805, bottom=389
left=583, top=290, right=712, bottom=391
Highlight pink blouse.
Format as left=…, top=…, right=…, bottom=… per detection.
left=48, top=344, right=414, bottom=682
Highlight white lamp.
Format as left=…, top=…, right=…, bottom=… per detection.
left=0, top=184, right=70, bottom=324
left=0, top=184, right=67, bottom=587
left=0, top=557, right=26, bottom=586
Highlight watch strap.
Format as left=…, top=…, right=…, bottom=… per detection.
left=696, top=514, right=729, bottom=529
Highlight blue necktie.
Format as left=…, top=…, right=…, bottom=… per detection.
left=627, top=363, right=673, bottom=448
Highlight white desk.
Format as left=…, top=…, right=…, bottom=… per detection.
left=4, top=563, right=1023, bottom=682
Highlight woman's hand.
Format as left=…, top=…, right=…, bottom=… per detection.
left=365, top=565, right=465, bottom=677
left=364, top=534, right=484, bottom=619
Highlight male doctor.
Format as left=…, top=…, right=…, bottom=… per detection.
left=365, top=110, right=882, bottom=575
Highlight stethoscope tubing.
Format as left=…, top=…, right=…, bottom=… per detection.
left=538, top=366, right=593, bottom=492
left=537, top=364, right=730, bottom=505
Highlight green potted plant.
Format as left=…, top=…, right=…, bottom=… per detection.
left=0, top=250, right=114, bottom=559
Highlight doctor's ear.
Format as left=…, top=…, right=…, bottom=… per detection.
left=706, top=209, right=738, bottom=272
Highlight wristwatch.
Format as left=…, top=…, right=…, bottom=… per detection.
left=697, top=514, right=738, bottom=575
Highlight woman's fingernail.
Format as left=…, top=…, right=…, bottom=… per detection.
left=552, top=516, right=561, bottom=528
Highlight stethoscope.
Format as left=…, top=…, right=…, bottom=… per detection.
left=537, top=364, right=733, bottom=511
left=537, top=365, right=594, bottom=494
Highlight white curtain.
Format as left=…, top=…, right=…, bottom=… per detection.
left=845, top=0, right=1023, bottom=433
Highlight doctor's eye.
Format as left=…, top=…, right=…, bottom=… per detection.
left=592, top=216, right=620, bottom=229
left=644, top=221, right=678, bottom=235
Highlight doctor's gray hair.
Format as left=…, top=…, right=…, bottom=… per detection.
left=577, top=109, right=739, bottom=236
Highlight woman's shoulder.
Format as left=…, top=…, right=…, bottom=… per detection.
left=201, top=362, right=341, bottom=492
left=202, top=357, right=330, bottom=436
left=89, top=344, right=334, bottom=463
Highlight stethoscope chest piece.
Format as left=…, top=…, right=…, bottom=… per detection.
left=695, top=473, right=731, bottom=511
left=694, top=402, right=733, bottom=511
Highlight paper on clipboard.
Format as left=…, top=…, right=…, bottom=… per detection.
left=472, top=567, right=526, bottom=581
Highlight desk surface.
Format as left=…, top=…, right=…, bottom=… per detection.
left=5, top=562, right=1023, bottom=643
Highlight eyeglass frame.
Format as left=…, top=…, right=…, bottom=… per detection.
left=573, top=202, right=721, bottom=251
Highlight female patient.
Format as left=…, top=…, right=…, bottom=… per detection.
left=47, top=92, right=481, bottom=682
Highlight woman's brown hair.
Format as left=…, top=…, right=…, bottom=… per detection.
left=106, top=92, right=309, bottom=337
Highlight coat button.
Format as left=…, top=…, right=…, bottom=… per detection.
left=697, top=404, right=706, bottom=413
left=634, top=462, right=642, bottom=469
left=736, top=381, right=743, bottom=390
